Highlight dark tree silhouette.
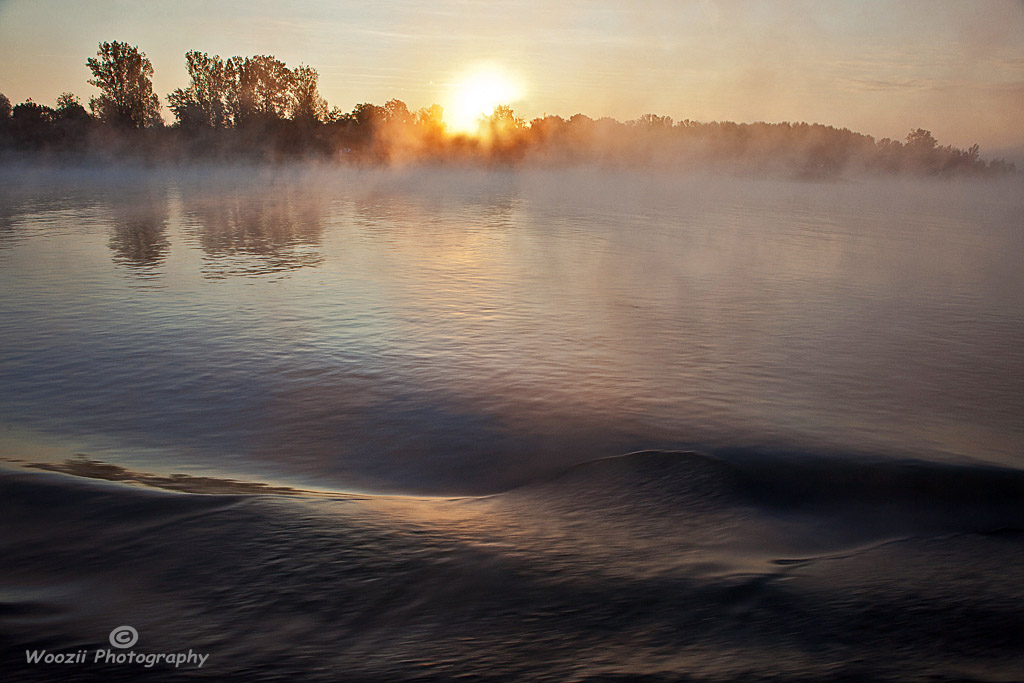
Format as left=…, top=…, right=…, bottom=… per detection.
left=351, top=102, right=385, bottom=128
left=86, top=41, right=161, bottom=128
left=0, top=43, right=1015, bottom=176
left=10, top=99, right=55, bottom=148
left=54, top=92, right=88, bottom=119
left=52, top=92, right=92, bottom=147
left=226, top=55, right=292, bottom=125
left=167, top=51, right=231, bottom=129
left=0, top=93, right=91, bottom=150
left=289, top=65, right=327, bottom=123
left=0, top=92, right=10, bottom=147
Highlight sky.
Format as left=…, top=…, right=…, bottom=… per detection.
left=1, top=0, right=1022, bottom=153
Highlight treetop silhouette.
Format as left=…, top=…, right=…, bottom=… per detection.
left=0, top=41, right=1016, bottom=177
left=86, top=41, right=161, bottom=128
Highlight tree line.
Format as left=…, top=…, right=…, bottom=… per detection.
left=0, top=40, right=1016, bottom=177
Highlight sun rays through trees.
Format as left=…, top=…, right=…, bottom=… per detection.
left=0, top=40, right=1015, bottom=176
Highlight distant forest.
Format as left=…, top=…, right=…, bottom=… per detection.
left=0, top=41, right=1017, bottom=177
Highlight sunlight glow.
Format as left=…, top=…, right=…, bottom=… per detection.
left=444, top=64, right=524, bottom=135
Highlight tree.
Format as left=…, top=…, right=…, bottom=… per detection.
left=350, top=102, right=385, bottom=129
left=903, top=128, right=939, bottom=171
left=565, top=113, right=592, bottom=128
left=383, top=99, right=412, bottom=126
left=48, top=93, right=92, bottom=148
left=54, top=92, right=90, bottom=121
left=226, top=55, right=292, bottom=125
left=486, top=105, right=524, bottom=135
left=905, top=128, right=937, bottom=150
left=414, top=104, right=444, bottom=129
left=167, top=51, right=230, bottom=129
left=0, top=93, right=9, bottom=147
left=86, top=41, right=161, bottom=128
left=632, top=113, right=673, bottom=129
left=10, top=99, right=55, bottom=147
left=11, top=99, right=53, bottom=123
left=289, top=65, right=327, bottom=123
left=326, top=106, right=350, bottom=125
left=965, top=143, right=980, bottom=163
left=412, top=104, right=446, bottom=151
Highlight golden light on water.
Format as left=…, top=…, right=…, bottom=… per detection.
left=444, top=63, right=524, bottom=135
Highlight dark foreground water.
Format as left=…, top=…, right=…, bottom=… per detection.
left=1, top=165, right=1023, bottom=681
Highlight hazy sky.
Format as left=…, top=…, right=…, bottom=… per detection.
left=1, top=0, right=1022, bottom=150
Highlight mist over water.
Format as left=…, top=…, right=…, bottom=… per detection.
left=1, top=165, right=1023, bottom=493
left=2, top=164, right=1024, bottom=681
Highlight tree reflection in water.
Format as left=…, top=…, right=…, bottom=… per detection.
left=181, top=182, right=326, bottom=278
left=106, top=185, right=171, bottom=277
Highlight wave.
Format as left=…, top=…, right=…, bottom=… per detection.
left=495, top=449, right=1024, bottom=544
left=11, top=448, right=1024, bottom=527
left=7, top=447, right=1024, bottom=564
left=508, top=448, right=1023, bottom=505
left=3, top=451, right=1024, bottom=682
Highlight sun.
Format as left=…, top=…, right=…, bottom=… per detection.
left=444, top=64, right=524, bottom=135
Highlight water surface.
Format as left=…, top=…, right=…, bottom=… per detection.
left=2, top=165, right=1024, bottom=682
left=2, top=166, right=1021, bottom=492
